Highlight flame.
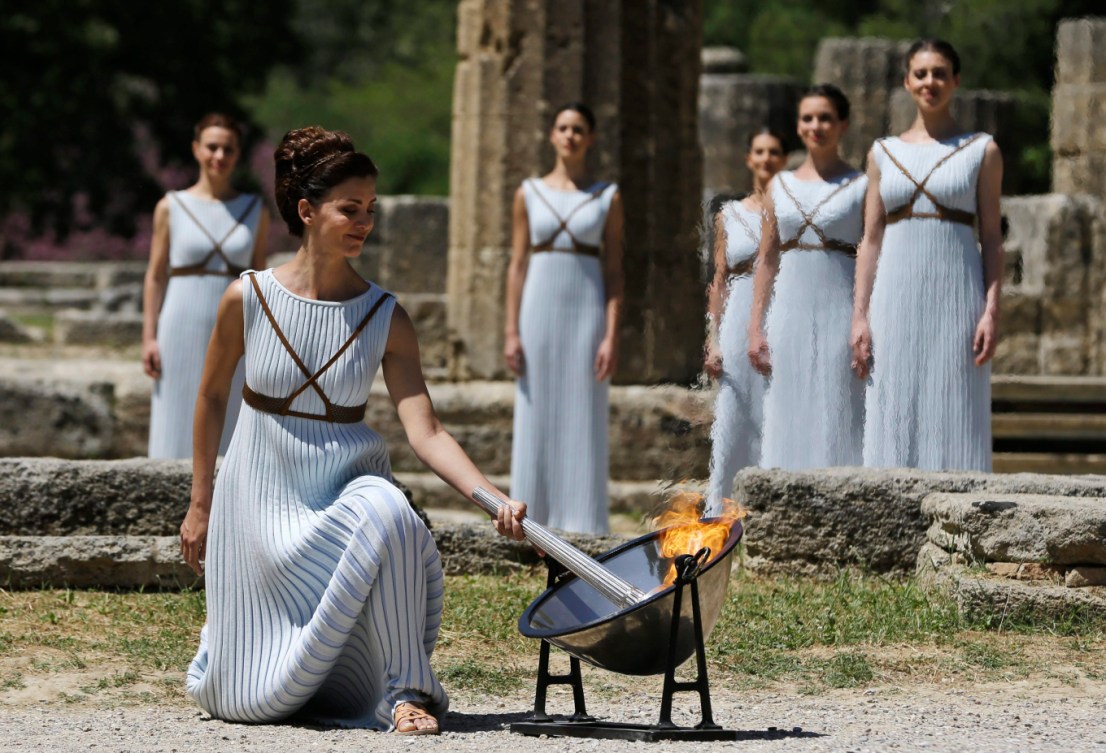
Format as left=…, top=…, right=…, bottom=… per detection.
left=653, top=492, right=746, bottom=587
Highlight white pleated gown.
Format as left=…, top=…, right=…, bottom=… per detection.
left=187, top=269, right=447, bottom=729
left=865, top=134, right=993, bottom=471
left=760, top=171, right=867, bottom=470
left=511, top=179, right=618, bottom=534
left=707, top=201, right=767, bottom=514
left=149, top=191, right=259, bottom=458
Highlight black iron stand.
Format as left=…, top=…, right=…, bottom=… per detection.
left=510, top=552, right=740, bottom=742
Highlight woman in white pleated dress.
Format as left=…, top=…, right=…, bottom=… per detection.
left=748, top=85, right=867, bottom=470
left=179, top=126, right=527, bottom=735
left=852, top=39, right=1004, bottom=471
left=143, top=113, right=269, bottom=458
left=504, top=103, right=624, bottom=534
left=704, top=128, right=787, bottom=512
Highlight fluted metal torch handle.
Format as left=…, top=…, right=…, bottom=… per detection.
left=472, top=487, right=648, bottom=609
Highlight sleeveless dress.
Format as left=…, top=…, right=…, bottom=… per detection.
left=186, top=269, right=447, bottom=729
left=511, top=178, right=619, bottom=534
left=760, top=171, right=867, bottom=470
left=149, top=191, right=260, bottom=458
left=864, top=133, right=993, bottom=471
left=706, top=200, right=768, bottom=514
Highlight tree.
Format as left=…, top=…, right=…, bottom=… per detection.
left=0, top=0, right=297, bottom=248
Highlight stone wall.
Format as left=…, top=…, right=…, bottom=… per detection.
left=448, top=0, right=705, bottom=384
left=1052, top=17, right=1106, bottom=196
left=997, top=194, right=1106, bottom=375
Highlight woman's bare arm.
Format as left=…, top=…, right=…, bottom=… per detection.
left=974, top=140, right=1005, bottom=366
left=704, top=208, right=729, bottom=379
left=747, top=183, right=781, bottom=376
left=142, top=198, right=171, bottom=378
left=385, top=305, right=525, bottom=539
left=503, top=186, right=530, bottom=376
left=595, top=190, right=624, bottom=381
left=180, top=280, right=246, bottom=574
left=850, top=151, right=886, bottom=379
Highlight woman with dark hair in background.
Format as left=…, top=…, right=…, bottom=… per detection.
left=143, top=113, right=269, bottom=458
left=748, top=85, right=867, bottom=470
left=503, top=102, right=624, bottom=534
left=852, top=39, right=1003, bottom=471
left=180, top=126, right=526, bottom=734
left=704, top=127, right=787, bottom=513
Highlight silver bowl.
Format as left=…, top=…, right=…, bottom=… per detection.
left=518, top=518, right=743, bottom=676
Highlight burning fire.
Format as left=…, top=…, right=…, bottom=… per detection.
left=653, top=492, right=746, bottom=587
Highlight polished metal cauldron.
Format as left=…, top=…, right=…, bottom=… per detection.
left=518, top=518, right=743, bottom=676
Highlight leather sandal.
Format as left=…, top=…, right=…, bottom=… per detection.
left=393, top=702, right=440, bottom=736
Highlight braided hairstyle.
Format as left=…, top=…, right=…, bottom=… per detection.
left=274, top=126, right=378, bottom=237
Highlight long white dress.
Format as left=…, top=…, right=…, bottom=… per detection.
left=149, top=191, right=259, bottom=458
left=760, top=171, right=867, bottom=470
left=707, top=200, right=767, bottom=514
left=511, top=178, right=618, bottom=534
left=187, top=269, right=447, bottom=729
left=864, top=133, right=993, bottom=471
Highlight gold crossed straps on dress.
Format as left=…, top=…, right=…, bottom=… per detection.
left=878, top=133, right=983, bottom=227
left=777, top=173, right=862, bottom=256
left=724, top=202, right=760, bottom=278
left=241, top=272, right=392, bottom=423
left=528, top=179, right=606, bottom=257
left=169, top=193, right=259, bottom=277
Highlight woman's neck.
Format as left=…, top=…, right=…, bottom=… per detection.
left=908, top=108, right=962, bottom=141
left=803, top=148, right=849, bottom=179
left=283, top=243, right=362, bottom=301
left=191, top=173, right=236, bottom=201
left=545, top=158, right=591, bottom=189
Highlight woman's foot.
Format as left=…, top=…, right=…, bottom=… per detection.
left=393, top=702, right=440, bottom=735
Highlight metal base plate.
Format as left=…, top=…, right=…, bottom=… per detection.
left=510, top=719, right=740, bottom=742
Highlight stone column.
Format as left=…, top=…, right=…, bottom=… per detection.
left=812, top=38, right=909, bottom=168
left=1052, top=17, right=1106, bottom=196
left=447, top=0, right=704, bottom=383
left=699, top=47, right=802, bottom=199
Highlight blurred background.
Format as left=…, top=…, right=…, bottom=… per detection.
left=1, top=0, right=1097, bottom=262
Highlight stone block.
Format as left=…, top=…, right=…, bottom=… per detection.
left=736, top=467, right=1106, bottom=575
left=985, top=562, right=1021, bottom=577
left=1052, top=84, right=1106, bottom=154
left=1039, top=333, right=1088, bottom=375
left=1000, top=293, right=1041, bottom=334
left=1015, top=562, right=1065, bottom=582
left=1053, top=152, right=1106, bottom=196
left=360, top=196, right=450, bottom=294
left=54, top=309, right=143, bottom=348
left=701, top=46, right=747, bottom=74
left=0, top=379, right=115, bottom=458
left=699, top=74, right=802, bottom=197
left=1055, top=18, right=1106, bottom=86
left=0, top=457, right=192, bottom=536
left=0, top=311, right=37, bottom=343
left=0, top=261, right=98, bottom=289
left=1066, top=565, right=1106, bottom=587
left=0, top=535, right=197, bottom=589
left=431, top=522, right=629, bottom=576
left=922, top=491, right=1106, bottom=566
left=992, top=332, right=1040, bottom=376
left=394, top=292, right=449, bottom=372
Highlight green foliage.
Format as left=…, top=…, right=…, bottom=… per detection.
left=0, top=0, right=297, bottom=239
left=746, top=4, right=850, bottom=80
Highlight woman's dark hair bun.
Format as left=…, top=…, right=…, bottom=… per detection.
left=274, top=126, right=379, bottom=237
left=800, top=83, right=851, bottom=121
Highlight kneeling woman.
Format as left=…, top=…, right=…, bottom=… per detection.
left=180, top=127, right=525, bottom=734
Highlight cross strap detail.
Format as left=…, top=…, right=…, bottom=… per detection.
left=878, top=134, right=984, bottom=227
left=242, top=272, right=392, bottom=423
left=528, top=179, right=607, bottom=254
left=777, top=173, right=861, bottom=256
left=169, top=193, right=260, bottom=277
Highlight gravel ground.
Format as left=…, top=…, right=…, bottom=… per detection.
left=3, top=682, right=1104, bottom=753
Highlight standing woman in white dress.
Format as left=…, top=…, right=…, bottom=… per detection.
left=748, top=85, right=868, bottom=470
left=143, top=113, right=269, bottom=458
left=704, top=128, right=787, bottom=512
left=852, top=39, right=1003, bottom=471
left=179, top=126, right=526, bottom=734
left=503, top=103, right=624, bottom=534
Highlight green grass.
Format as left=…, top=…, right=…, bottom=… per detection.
left=0, top=573, right=1103, bottom=705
